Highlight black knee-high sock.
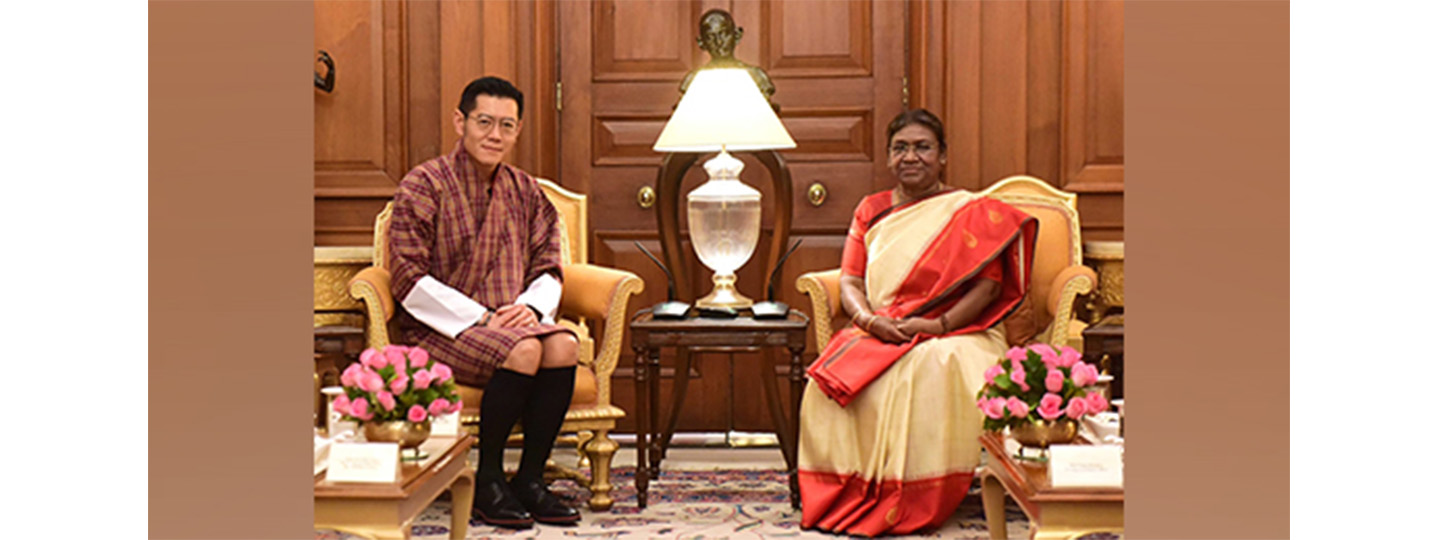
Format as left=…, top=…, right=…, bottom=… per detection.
left=476, top=368, right=535, bottom=482
left=514, top=365, right=576, bottom=482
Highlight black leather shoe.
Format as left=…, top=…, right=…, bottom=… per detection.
left=509, top=477, right=581, bottom=525
left=471, top=477, right=533, bottom=529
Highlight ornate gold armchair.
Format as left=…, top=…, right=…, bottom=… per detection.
left=346, top=178, right=643, bottom=511
left=796, top=175, right=1096, bottom=351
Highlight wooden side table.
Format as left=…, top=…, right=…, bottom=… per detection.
left=977, top=432, right=1123, bottom=540
left=628, top=309, right=809, bottom=508
left=315, top=325, right=366, bottom=427
left=1082, top=241, right=1124, bottom=323
left=1081, top=315, right=1124, bottom=400
left=314, top=434, right=475, bottom=540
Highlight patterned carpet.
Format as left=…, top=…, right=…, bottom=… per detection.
left=316, top=467, right=1119, bottom=539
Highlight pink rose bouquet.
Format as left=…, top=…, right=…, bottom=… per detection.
left=337, top=345, right=462, bottom=425
left=975, top=343, right=1109, bottom=432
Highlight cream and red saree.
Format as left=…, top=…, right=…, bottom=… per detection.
left=798, top=189, right=1037, bottom=536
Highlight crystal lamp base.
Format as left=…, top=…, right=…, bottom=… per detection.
left=694, top=271, right=754, bottom=309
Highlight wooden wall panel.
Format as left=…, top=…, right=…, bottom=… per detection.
left=515, top=0, right=560, bottom=182
left=1062, top=0, right=1124, bottom=192
left=786, top=162, right=874, bottom=229
left=940, top=0, right=983, bottom=191
left=594, top=0, right=700, bottom=81
left=1076, top=192, right=1124, bottom=241
left=594, top=115, right=671, bottom=166
left=763, top=0, right=871, bottom=77
left=313, top=1, right=392, bottom=181
left=907, top=0, right=946, bottom=111
left=776, top=110, right=872, bottom=163
left=405, top=1, right=442, bottom=167
left=978, top=0, right=1029, bottom=186
left=437, top=0, right=483, bottom=162
left=908, top=0, right=1123, bottom=241
left=1026, top=0, right=1064, bottom=185
left=314, top=0, right=408, bottom=245
left=589, top=80, right=685, bottom=167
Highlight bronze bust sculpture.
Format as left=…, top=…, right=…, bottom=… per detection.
left=679, top=9, right=776, bottom=104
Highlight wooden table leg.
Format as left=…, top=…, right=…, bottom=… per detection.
left=632, top=344, right=651, bottom=508
left=759, top=349, right=790, bottom=462
left=788, top=343, right=805, bottom=509
left=448, top=472, right=474, bottom=540
left=647, top=348, right=663, bottom=483
left=1030, top=502, right=1124, bottom=540
left=659, top=348, right=693, bottom=461
left=758, top=347, right=798, bottom=509
left=980, top=474, right=1009, bottom=540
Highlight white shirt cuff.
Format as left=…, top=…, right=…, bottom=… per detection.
left=514, top=273, right=562, bottom=325
left=401, top=275, right=488, bottom=339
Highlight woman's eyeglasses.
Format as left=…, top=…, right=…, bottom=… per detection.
left=888, top=142, right=936, bottom=157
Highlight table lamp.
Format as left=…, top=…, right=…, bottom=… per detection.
left=652, top=68, right=796, bottom=309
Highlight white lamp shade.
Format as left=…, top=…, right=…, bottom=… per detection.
left=652, top=68, right=796, bottom=152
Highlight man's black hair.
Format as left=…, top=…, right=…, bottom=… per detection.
left=458, top=76, right=525, bottom=120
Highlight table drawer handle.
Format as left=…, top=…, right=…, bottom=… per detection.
left=807, top=182, right=827, bottom=207
left=638, top=185, right=656, bottom=209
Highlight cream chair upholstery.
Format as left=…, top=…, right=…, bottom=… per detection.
left=796, top=175, right=1095, bottom=351
left=347, top=178, right=643, bottom=511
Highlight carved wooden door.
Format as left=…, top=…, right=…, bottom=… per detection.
left=314, top=0, right=467, bottom=247
left=559, top=0, right=905, bottom=433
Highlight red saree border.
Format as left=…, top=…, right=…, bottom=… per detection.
left=799, top=469, right=976, bottom=537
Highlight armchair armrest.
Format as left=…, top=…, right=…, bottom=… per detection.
left=347, top=266, right=394, bottom=349
left=1040, top=265, right=1097, bottom=348
left=560, top=263, right=643, bottom=405
left=560, top=263, right=640, bottom=321
left=796, top=269, right=843, bottom=350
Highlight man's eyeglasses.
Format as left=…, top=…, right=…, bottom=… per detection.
left=889, top=142, right=937, bottom=157
left=468, top=113, right=519, bottom=136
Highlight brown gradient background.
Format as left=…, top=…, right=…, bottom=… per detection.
left=149, top=1, right=1288, bottom=539
left=150, top=1, right=312, bottom=538
left=1127, top=1, right=1288, bottom=538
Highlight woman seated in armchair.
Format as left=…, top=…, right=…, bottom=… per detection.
left=798, top=109, right=1038, bottom=536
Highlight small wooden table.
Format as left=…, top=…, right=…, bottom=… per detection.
left=628, top=309, right=809, bottom=508
left=315, top=434, right=475, bottom=540
left=977, top=432, right=1123, bottom=540
left=314, top=325, right=366, bottom=427
left=1082, top=315, right=1124, bottom=399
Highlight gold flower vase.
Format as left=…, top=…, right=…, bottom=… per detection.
left=363, top=420, right=432, bottom=460
left=1010, top=418, right=1079, bottom=449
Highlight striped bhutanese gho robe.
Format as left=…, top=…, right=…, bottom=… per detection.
left=388, top=143, right=570, bottom=388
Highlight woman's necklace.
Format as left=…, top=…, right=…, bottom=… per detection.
left=894, top=182, right=950, bottom=206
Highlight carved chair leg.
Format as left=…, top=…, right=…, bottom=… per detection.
left=583, top=428, right=618, bottom=511
left=575, top=429, right=594, bottom=469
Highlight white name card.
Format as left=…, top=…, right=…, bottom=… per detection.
left=313, top=435, right=332, bottom=477
left=431, top=411, right=460, bottom=436
left=326, top=442, right=400, bottom=483
left=1049, top=444, right=1123, bottom=488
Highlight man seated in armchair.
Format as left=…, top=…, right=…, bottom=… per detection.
left=387, top=76, right=579, bottom=529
